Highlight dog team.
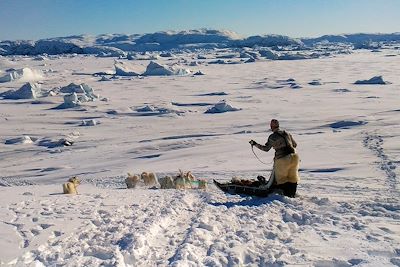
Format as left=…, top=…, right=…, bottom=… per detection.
left=125, top=170, right=207, bottom=190
left=62, top=170, right=207, bottom=194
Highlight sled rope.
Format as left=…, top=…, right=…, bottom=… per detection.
left=251, top=145, right=269, bottom=165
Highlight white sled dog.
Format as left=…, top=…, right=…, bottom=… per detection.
left=125, top=173, right=140, bottom=189
left=141, top=171, right=158, bottom=186
left=63, top=177, right=81, bottom=194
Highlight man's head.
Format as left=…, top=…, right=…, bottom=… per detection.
left=270, top=119, right=279, bottom=131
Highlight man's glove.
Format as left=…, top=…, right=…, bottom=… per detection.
left=249, top=140, right=257, bottom=146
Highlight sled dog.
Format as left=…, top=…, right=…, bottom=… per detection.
left=125, top=173, right=140, bottom=189
left=63, top=177, right=81, bottom=194
left=141, top=171, right=158, bottom=186
left=198, top=179, right=207, bottom=190
left=174, top=170, right=187, bottom=189
left=174, top=170, right=196, bottom=189
left=159, top=175, right=175, bottom=189
left=185, top=171, right=195, bottom=187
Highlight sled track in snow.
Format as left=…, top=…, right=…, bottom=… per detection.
left=5, top=183, right=400, bottom=266
left=0, top=177, right=37, bottom=187
left=12, top=189, right=210, bottom=266
left=128, top=191, right=209, bottom=266
left=363, top=131, right=398, bottom=193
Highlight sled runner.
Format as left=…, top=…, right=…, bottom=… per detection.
left=213, top=179, right=274, bottom=197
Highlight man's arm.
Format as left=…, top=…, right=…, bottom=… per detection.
left=254, top=137, right=273, bottom=152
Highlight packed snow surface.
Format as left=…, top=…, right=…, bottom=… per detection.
left=0, top=48, right=400, bottom=266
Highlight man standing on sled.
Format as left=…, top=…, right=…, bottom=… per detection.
left=249, top=119, right=300, bottom=197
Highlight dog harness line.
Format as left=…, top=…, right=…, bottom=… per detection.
left=251, top=144, right=270, bottom=165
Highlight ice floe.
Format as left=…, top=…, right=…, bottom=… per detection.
left=250, top=78, right=302, bottom=90
left=259, top=48, right=279, bottom=60
left=58, top=92, right=81, bottom=108
left=333, top=88, right=351, bottom=93
left=205, top=100, right=241, bottom=114
left=114, top=61, right=143, bottom=76
left=0, top=68, right=43, bottom=83
left=2, top=82, right=45, bottom=99
left=107, top=104, right=186, bottom=117
left=244, top=57, right=256, bottom=63
left=55, top=83, right=98, bottom=109
left=37, top=132, right=80, bottom=148
left=159, top=52, right=174, bottom=58
left=142, top=61, right=191, bottom=76
left=81, top=119, right=100, bottom=126
left=308, top=80, right=322, bottom=86
left=99, top=76, right=111, bottom=81
left=278, top=53, right=313, bottom=60
left=84, top=46, right=127, bottom=57
left=59, top=83, right=98, bottom=100
left=193, top=70, right=205, bottom=76
left=134, top=104, right=185, bottom=116
left=354, top=76, right=388, bottom=85
left=216, top=53, right=238, bottom=59
left=5, top=135, right=35, bottom=145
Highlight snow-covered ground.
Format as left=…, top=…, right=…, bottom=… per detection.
left=1, top=49, right=400, bottom=266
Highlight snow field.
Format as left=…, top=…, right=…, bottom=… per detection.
left=0, top=49, right=400, bottom=266
left=1, top=182, right=399, bottom=266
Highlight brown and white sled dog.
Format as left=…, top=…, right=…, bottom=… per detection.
left=141, top=172, right=158, bottom=186
left=125, top=173, right=140, bottom=189
left=63, top=177, right=81, bottom=194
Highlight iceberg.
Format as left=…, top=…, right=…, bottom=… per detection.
left=143, top=61, right=191, bottom=76
left=55, top=83, right=99, bottom=109
left=0, top=68, right=43, bottom=83
left=354, top=76, right=388, bottom=85
left=61, top=92, right=80, bottom=108
left=205, top=100, right=241, bottom=114
left=5, top=136, right=34, bottom=145
left=59, top=83, right=98, bottom=100
left=3, top=82, right=44, bottom=99
left=114, top=61, right=143, bottom=76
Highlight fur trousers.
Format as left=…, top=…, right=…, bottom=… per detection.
left=273, top=153, right=300, bottom=185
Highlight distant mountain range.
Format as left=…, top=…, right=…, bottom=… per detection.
left=1, top=29, right=399, bottom=56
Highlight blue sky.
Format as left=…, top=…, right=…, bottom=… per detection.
left=0, top=0, right=399, bottom=40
